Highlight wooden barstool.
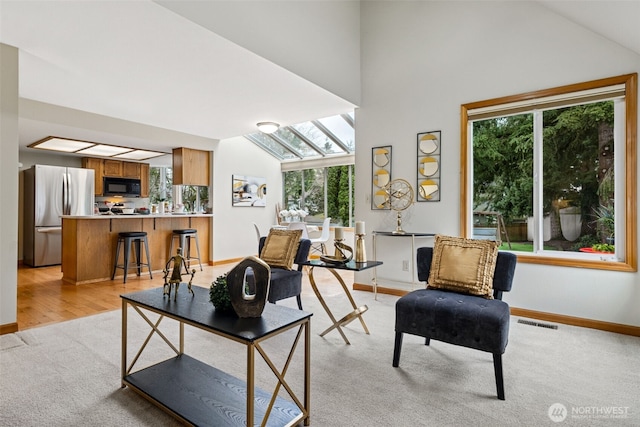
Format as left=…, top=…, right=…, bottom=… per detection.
left=169, top=229, right=203, bottom=273
left=112, top=231, right=152, bottom=283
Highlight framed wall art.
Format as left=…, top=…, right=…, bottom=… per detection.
left=232, top=175, right=267, bottom=207
left=371, top=145, right=391, bottom=210
left=416, top=131, right=441, bottom=202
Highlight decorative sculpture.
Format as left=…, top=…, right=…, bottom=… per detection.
left=226, top=256, right=271, bottom=318
left=320, top=241, right=353, bottom=265
left=163, top=247, right=195, bottom=301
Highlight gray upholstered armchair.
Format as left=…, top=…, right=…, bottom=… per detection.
left=392, top=245, right=517, bottom=400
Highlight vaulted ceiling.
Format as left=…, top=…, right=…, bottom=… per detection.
left=1, top=1, right=638, bottom=165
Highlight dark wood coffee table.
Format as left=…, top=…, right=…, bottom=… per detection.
left=121, top=285, right=311, bottom=426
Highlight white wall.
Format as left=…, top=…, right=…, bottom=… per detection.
left=354, top=1, right=640, bottom=327
left=156, top=0, right=361, bottom=106
left=0, top=44, right=19, bottom=327
left=212, top=136, right=283, bottom=262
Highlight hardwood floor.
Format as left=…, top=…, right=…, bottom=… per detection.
left=16, top=261, right=354, bottom=331
left=16, top=263, right=232, bottom=331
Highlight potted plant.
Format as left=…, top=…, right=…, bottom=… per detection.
left=209, top=274, right=234, bottom=313
left=592, top=203, right=615, bottom=244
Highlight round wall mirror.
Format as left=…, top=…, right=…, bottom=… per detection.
left=419, top=157, right=439, bottom=177
left=373, top=148, right=390, bottom=167
left=419, top=134, right=438, bottom=154
left=419, top=180, right=439, bottom=200
left=373, top=169, right=390, bottom=187
left=373, top=189, right=389, bottom=209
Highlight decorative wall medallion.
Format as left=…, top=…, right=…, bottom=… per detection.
left=227, top=256, right=271, bottom=318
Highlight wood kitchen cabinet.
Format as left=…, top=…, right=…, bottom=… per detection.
left=173, top=147, right=210, bottom=186
left=83, top=157, right=150, bottom=196
left=104, top=159, right=123, bottom=177
left=82, top=157, right=104, bottom=195
left=140, top=163, right=150, bottom=197
left=122, top=162, right=140, bottom=178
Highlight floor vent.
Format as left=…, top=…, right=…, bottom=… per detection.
left=517, top=319, right=558, bottom=329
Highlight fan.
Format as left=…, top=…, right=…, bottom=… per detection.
left=384, top=178, right=414, bottom=234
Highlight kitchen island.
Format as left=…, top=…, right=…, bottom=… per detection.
left=61, top=213, right=212, bottom=285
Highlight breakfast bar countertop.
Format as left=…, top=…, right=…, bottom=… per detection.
left=61, top=213, right=214, bottom=219
left=61, top=213, right=213, bottom=285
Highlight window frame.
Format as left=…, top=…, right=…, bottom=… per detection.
left=460, top=74, right=637, bottom=272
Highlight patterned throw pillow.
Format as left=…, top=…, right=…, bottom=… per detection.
left=427, top=234, right=499, bottom=299
left=260, top=229, right=302, bottom=270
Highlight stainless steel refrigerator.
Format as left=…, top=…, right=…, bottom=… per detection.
left=24, top=165, right=95, bottom=267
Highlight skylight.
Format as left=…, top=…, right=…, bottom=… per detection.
left=245, top=112, right=355, bottom=161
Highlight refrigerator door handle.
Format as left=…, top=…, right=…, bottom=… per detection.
left=62, top=172, right=69, bottom=215
left=37, top=227, right=62, bottom=233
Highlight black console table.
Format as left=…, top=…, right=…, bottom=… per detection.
left=121, top=285, right=311, bottom=426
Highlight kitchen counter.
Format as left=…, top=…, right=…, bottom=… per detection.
left=62, top=213, right=213, bottom=219
left=61, top=214, right=212, bottom=285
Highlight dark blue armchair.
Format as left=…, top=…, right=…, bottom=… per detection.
left=256, top=236, right=310, bottom=310
left=392, top=246, right=517, bottom=400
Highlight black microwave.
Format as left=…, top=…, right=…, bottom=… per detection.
left=103, top=177, right=141, bottom=197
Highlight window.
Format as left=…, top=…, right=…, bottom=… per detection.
left=283, top=164, right=355, bottom=226
left=150, top=166, right=172, bottom=205
left=461, top=74, right=637, bottom=271
left=150, top=166, right=209, bottom=212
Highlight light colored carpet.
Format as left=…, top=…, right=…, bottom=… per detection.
left=1, top=273, right=639, bottom=426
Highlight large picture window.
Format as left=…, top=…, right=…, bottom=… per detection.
left=461, top=74, right=637, bottom=271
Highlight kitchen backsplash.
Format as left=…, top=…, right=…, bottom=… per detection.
left=95, top=197, right=150, bottom=209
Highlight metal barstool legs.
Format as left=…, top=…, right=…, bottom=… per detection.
left=112, top=231, right=152, bottom=283
left=169, top=229, right=203, bottom=273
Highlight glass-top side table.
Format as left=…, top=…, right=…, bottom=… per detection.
left=372, top=231, right=436, bottom=299
left=300, top=259, right=382, bottom=344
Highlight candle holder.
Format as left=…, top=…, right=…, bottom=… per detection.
left=355, top=233, right=367, bottom=263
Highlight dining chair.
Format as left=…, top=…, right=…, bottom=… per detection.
left=252, top=222, right=262, bottom=243
left=309, top=217, right=331, bottom=255
left=287, top=222, right=310, bottom=239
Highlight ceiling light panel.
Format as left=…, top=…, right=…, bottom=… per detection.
left=114, top=150, right=168, bottom=160
left=28, top=136, right=168, bottom=161
left=78, top=144, right=133, bottom=156
left=29, top=137, right=95, bottom=152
